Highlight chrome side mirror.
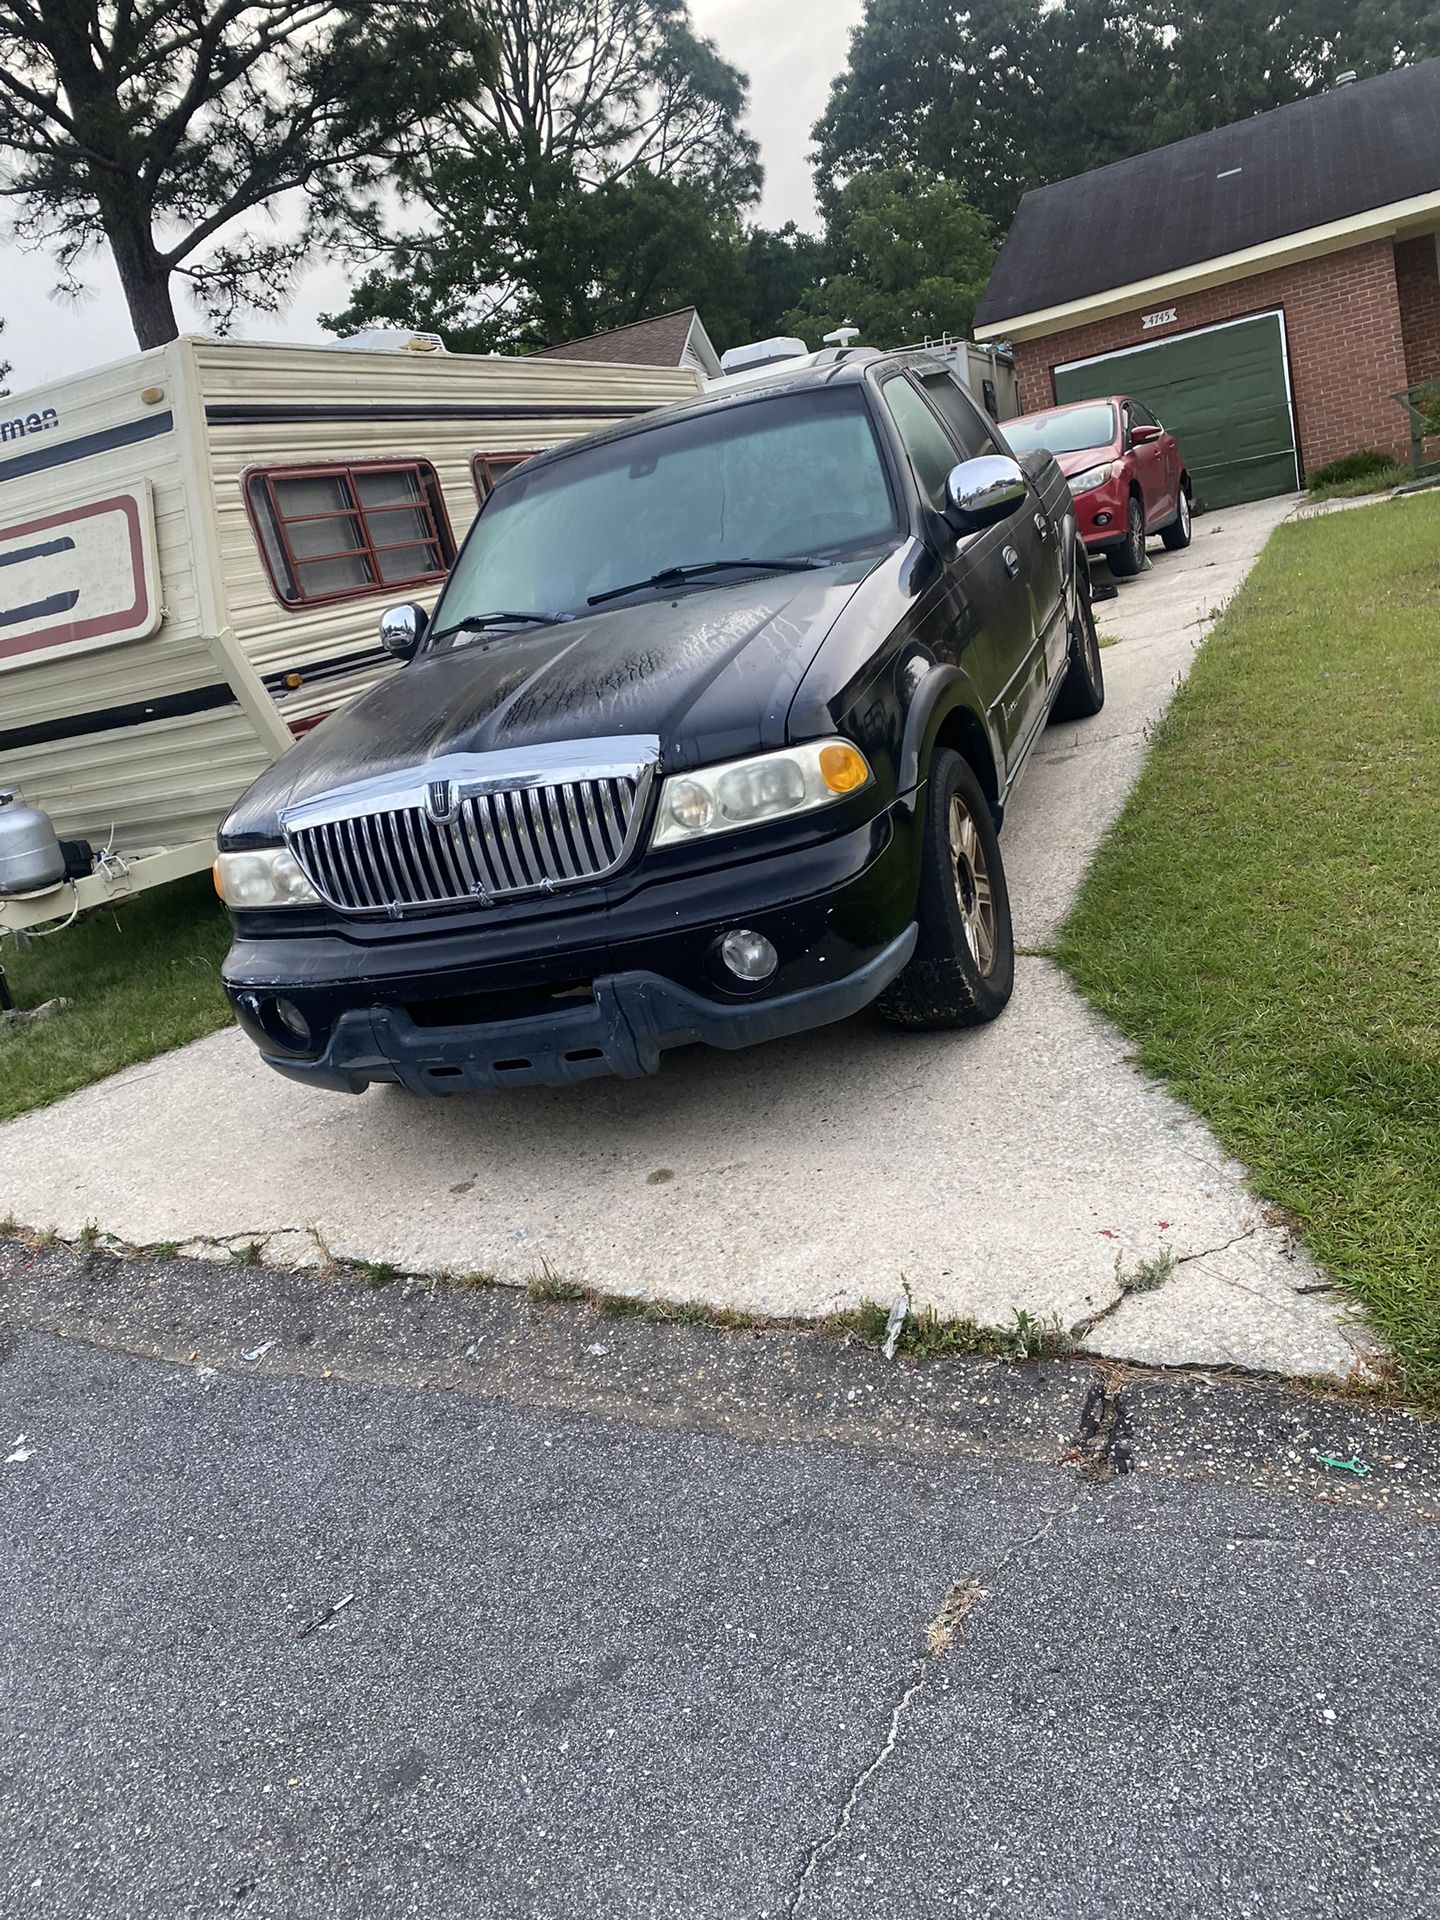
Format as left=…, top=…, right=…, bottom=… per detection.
left=380, top=602, right=428, bottom=662
left=943, top=454, right=1028, bottom=536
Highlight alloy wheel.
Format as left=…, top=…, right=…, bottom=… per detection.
left=948, top=794, right=997, bottom=975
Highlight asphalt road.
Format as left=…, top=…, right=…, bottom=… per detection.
left=3, top=1241, right=1438, bottom=1920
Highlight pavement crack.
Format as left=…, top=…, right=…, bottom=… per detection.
left=1062, top=1381, right=1133, bottom=1481
left=1071, top=1227, right=1264, bottom=1342
left=1173, top=1227, right=1260, bottom=1268
left=784, top=1502, right=1079, bottom=1914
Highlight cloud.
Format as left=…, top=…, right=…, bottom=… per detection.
left=691, top=0, right=862, bottom=226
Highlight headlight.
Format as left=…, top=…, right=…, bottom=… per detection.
left=651, top=740, right=873, bottom=848
left=213, top=845, right=321, bottom=909
left=1068, top=463, right=1114, bottom=494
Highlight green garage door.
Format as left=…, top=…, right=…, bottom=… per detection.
left=1053, top=311, right=1299, bottom=509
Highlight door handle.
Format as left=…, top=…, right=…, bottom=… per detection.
left=1033, top=511, right=1050, bottom=539
left=1002, top=545, right=1021, bottom=578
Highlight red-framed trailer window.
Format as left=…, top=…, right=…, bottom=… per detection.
left=245, top=461, right=455, bottom=607
left=473, top=450, right=539, bottom=501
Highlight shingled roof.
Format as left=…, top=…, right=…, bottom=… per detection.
left=533, top=307, right=712, bottom=371
left=975, top=59, right=1440, bottom=331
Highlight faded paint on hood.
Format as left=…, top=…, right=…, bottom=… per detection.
left=222, top=563, right=872, bottom=842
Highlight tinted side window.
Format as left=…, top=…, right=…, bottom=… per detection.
left=882, top=375, right=960, bottom=507
left=917, top=371, right=997, bottom=460
left=1130, top=400, right=1159, bottom=429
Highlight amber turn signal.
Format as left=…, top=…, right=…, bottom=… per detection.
left=819, top=743, right=868, bottom=793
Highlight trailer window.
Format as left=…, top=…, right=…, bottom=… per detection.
left=246, top=462, right=454, bottom=606
left=473, top=451, right=538, bottom=500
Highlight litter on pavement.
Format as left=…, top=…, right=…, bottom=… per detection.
left=1312, top=1452, right=1372, bottom=1478
left=297, top=1592, right=356, bottom=1639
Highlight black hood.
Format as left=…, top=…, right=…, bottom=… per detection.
left=223, top=564, right=870, bottom=840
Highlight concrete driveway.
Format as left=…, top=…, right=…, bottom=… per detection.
left=0, top=497, right=1370, bottom=1382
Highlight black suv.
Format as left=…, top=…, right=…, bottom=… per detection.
left=216, top=350, right=1104, bottom=1093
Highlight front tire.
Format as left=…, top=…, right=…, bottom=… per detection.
left=1050, top=550, right=1106, bottom=721
left=1107, top=493, right=1146, bottom=576
left=1160, top=484, right=1192, bottom=550
left=878, top=749, right=1015, bottom=1030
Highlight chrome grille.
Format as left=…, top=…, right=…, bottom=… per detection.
left=281, top=741, right=658, bottom=914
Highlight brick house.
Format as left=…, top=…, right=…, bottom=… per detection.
left=973, top=61, right=1440, bottom=506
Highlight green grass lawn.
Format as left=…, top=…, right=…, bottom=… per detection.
left=1058, top=494, right=1440, bottom=1404
left=0, top=874, right=231, bottom=1126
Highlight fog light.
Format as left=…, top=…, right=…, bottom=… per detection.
left=271, top=997, right=311, bottom=1048
left=720, top=928, right=777, bottom=982
left=1094, top=511, right=1113, bottom=526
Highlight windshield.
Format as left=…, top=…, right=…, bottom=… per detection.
left=1003, top=403, right=1117, bottom=457
left=428, top=386, right=900, bottom=644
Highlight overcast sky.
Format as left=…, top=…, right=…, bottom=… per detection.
left=1, top=0, right=863, bottom=393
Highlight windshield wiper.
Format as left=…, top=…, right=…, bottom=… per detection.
left=587, top=556, right=822, bottom=608
left=430, top=610, right=573, bottom=643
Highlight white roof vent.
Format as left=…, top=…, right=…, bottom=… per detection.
left=335, top=328, right=447, bottom=354
left=719, top=336, right=810, bottom=376
left=823, top=324, right=861, bottom=347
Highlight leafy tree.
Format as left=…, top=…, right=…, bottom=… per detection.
left=335, top=0, right=760, bottom=348
left=734, top=224, right=829, bottom=341
left=779, top=171, right=996, bottom=349
left=813, top=0, right=1440, bottom=234
left=0, top=0, right=495, bottom=349
left=426, top=0, right=759, bottom=206
left=326, top=168, right=765, bottom=352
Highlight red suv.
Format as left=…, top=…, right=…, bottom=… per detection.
left=1003, top=397, right=1191, bottom=577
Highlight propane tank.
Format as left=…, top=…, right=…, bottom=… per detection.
left=0, top=792, right=66, bottom=895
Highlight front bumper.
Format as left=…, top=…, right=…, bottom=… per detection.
left=245, top=927, right=917, bottom=1093
left=223, top=800, right=920, bottom=1092
left=1072, top=478, right=1129, bottom=550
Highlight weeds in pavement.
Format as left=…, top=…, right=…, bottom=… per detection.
left=926, top=1578, right=985, bottom=1655
left=597, top=1294, right=647, bottom=1319
left=1117, top=1246, right=1177, bottom=1294
left=849, top=1299, right=1073, bottom=1361
left=527, top=1259, right=585, bottom=1303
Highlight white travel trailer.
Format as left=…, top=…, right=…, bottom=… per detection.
left=0, top=334, right=698, bottom=931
